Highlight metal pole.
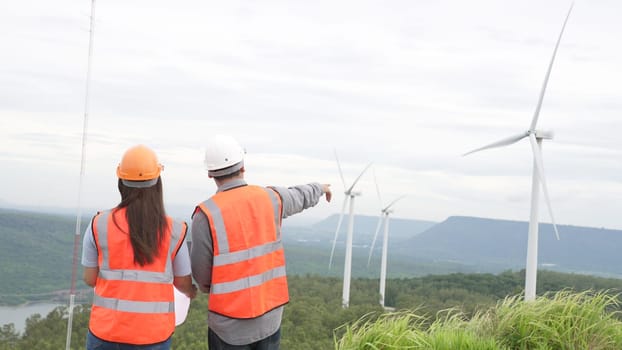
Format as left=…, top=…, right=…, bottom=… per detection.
left=524, top=138, right=543, bottom=302
left=66, top=1, right=96, bottom=348
left=342, top=195, right=355, bottom=308
left=379, top=213, right=390, bottom=307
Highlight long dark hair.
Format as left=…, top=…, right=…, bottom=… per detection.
left=113, top=177, right=167, bottom=266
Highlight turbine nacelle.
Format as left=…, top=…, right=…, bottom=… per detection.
left=530, top=129, right=554, bottom=140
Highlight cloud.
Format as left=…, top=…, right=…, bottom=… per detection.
left=1, top=0, right=621, bottom=230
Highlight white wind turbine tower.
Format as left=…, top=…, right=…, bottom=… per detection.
left=464, top=4, right=573, bottom=301
left=367, top=171, right=405, bottom=308
left=328, top=150, right=372, bottom=308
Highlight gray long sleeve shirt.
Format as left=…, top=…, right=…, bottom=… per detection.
left=190, top=179, right=325, bottom=345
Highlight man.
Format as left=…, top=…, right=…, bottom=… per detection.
left=190, top=135, right=332, bottom=349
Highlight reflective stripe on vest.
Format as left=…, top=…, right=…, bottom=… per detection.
left=211, top=265, right=287, bottom=295
left=213, top=240, right=283, bottom=267
left=198, top=185, right=288, bottom=318
left=92, top=294, right=175, bottom=313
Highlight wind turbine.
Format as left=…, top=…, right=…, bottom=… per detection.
left=328, top=150, right=372, bottom=308
left=367, top=172, right=406, bottom=308
left=463, top=4, right=573, bottom=301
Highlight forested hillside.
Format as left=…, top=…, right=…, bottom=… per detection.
left=3, top=271, right=622, bottom=349
left=0, top=209, right=90, bottom=305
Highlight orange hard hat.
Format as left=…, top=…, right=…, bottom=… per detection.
left=116, top=145, right=162, bottom=182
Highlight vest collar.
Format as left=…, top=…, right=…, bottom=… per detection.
left=217, top=178, right=247, bottom=192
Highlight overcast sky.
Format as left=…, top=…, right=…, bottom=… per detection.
left=1, top=0, right=620, bottom=231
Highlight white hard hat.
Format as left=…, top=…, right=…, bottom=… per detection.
left=204, top=135, right=245, bottom=176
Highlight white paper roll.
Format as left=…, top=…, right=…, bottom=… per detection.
left=173, top=287, right=190, bottom=326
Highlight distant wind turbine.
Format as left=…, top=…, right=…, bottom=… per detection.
left=328, top=150, right=372, bottom=308
left=463, top=4, right=573, bottom=301
left=367, top=171, right=406, bottom=308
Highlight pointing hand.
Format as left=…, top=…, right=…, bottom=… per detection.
left=322, top=184, right=332, bottom=202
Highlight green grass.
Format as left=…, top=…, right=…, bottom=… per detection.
left=493, top=290, right=622, bottom=350
left=335, top=290, right=622, bottom=350
left=334, top=311, right=426, bottom=349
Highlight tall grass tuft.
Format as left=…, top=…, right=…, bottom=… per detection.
left=335, top=290, right=622, bottom=350
left=334, top=311, right=427, bottom=349
left=492, top=290, right=622, bottom=350
left=422, top=309, right=505, bottom=350
left=334, top=309, right=504, bottom=349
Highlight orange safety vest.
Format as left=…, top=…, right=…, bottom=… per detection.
left=89, top=208, right=186, bottom=345
left=197, top=185, right=288, bottom=319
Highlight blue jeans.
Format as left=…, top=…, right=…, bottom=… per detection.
left=86, top=330, right=172, bottom=350
left=208, top=328, right=281, bottom=350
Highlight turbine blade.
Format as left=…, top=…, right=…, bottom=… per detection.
left=463, top=132, right=528, bottom=156
left=347, top=162, right=373, bottom=193
left=384, top=195, right=407, bottom=212
left=328, top=198, right=348, bottom=269
left=367, top=214, right=384, bottom=267
left=529, top=3, right=574, bottom=131
left=373, top=167, right=383, bottom=210
left=334, top=149, right=347, bottom=190
left=529, top=134, right=560, bottom=240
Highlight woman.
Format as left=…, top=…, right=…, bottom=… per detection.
left=81, top=145, right=197, bottom=349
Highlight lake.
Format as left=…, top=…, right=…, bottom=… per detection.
left=0, top=303, right=63, bottom=333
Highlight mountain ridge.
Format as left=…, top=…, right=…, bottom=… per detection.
left=397, top=215, right=622, bottom=277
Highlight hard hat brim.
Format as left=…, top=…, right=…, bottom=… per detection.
left=207, top=161, right=244, bottom=177
left=121, top=178, right=159, bottom=188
